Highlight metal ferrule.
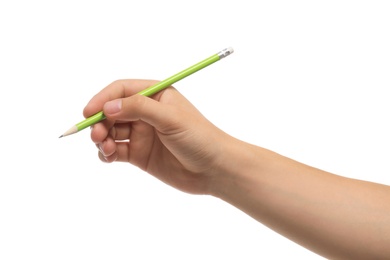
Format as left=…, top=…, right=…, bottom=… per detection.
left=217, top=47, right=234, bottom=59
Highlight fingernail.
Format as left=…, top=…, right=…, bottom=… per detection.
left=98, top=143, right=106, bottom=156
left=104, top=99, right=122, bottom=114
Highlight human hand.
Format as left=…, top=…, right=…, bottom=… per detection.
left=83, top=79, right=231, bottom=195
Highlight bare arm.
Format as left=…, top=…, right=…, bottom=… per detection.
left=211, top=137, right=390, bottom=259
left=85, top=79, right=390, bottom=259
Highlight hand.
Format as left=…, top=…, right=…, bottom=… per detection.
left=83, top=79, right=230, bottom=195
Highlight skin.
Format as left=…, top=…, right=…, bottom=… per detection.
left=84, top=79, right=390, bottom=259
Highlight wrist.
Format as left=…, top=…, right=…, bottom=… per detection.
left=207, top=136, right=265, bottom=199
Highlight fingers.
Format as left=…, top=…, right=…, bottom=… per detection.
left=91, top=122, right=131, bottom=143
left=85, top=79, right=164, bottom=164
left=95, top=133, right=117, bottom=162
left=83, top=79, right=159, bottom=118
left=91, top=122, right=133, bottom=163
left=86, top=79, right=203, bottom=166
left=96, top=124, right=155, bottom=165
left=99, top=142, right=136, bottom=164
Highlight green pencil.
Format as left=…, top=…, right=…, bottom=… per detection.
left=60, top=47, right=234, bottom=138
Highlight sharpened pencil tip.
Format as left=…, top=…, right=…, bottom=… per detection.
left=59, top=135, right=63, bottom=138
left=60, top=125, right=78, bottom=138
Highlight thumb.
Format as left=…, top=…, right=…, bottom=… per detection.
left=103, top=93, right=180, bottom=131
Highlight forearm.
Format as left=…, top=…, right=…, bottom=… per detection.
left=210, top=137, right=390, bottom=259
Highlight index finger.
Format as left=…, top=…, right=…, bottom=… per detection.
left=83, top=79, right=159, bottom=118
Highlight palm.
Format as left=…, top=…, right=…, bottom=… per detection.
left=124, top=117, right=211, bottom=195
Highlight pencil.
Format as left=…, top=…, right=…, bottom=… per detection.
left=60, top=47, right=234, bottom=138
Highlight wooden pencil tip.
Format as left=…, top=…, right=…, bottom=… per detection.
left=59, top=135, right=64, bottom=138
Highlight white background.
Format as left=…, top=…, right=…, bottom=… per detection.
left=0, top=1, right=389, bottom=259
